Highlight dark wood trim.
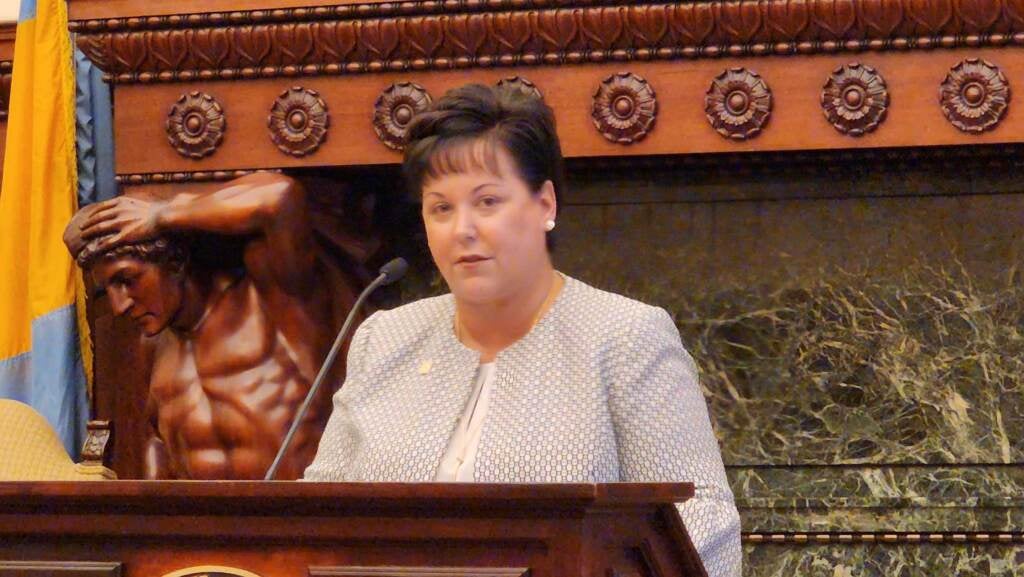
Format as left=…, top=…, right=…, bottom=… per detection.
left=115, top=168, right=273, bottom=186
left=0, top=481, right=693, bottom=516
left=0, top=561, right=122, bottom=577
left=72, top=0, right=1024, bottom=84
left=743, top=532, right=1024, bottom=544
left=114, top=143, right=1024, bottom=188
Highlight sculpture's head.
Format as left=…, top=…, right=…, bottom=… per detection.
left=64, top=206, right=189, bottom=337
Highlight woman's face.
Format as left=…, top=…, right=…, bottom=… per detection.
left=421, top=144, right=556, bottom=307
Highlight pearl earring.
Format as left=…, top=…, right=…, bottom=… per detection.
left=544, top=219, right=556, bottom=231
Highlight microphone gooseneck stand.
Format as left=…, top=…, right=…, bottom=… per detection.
left=264, top=257, right=408, bottom=480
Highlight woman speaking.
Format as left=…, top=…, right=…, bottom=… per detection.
left=305, top=84, right=741, bottom=577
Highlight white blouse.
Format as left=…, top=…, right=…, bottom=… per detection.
left=434, top=363, right=496, bottom=481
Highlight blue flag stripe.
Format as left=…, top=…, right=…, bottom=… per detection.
left=0, top=305, right=88, bottom=457
left=19, top=0, right=36, bottom=22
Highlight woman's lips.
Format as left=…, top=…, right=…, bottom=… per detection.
left=455, top=256, right=490, bottom=266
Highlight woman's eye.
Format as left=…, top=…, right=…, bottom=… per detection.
left=431, top=203, right=451, bottom=215
left=479, top=196, right=499, bottom=208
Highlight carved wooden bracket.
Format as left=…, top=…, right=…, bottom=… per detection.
left=373, top=82, right=432, bottom=152
left=821, top=63, right=889, bottom=137
left=705, top=68, right=772, bottom=141
left=591, top=72, right=657, bottom=145
left=71, top=0, right=1024, bottom=84
left=268, top=87, right=329, bottom=157
left=166, top=91, right=226, bottom=159
left=939, top=58, right=1011, bottom=133
left=80, top=420, right=113, bottom=469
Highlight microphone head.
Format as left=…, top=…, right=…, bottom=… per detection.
left=378, top=257, right=409, bottom=286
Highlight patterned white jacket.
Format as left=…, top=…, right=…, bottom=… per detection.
left=305, top=275, right=742, bottom=577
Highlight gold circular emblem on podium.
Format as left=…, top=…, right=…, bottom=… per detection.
left=160, top=566, right=264, bottom=577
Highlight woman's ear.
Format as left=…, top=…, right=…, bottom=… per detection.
left=537, top=180, right=557, bottom=221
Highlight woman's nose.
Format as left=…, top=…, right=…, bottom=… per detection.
left=453, top=206, right=477, bottom=241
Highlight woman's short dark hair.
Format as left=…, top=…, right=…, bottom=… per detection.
left=402, top=83, right=565, bottom=222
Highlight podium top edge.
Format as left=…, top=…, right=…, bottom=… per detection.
left=0, top=480, right=694, bottom=507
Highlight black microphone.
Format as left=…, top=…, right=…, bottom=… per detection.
left=264, top=257, right=408, bottom=480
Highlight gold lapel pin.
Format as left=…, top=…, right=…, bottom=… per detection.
left=418, top=360, right=433, bottom=375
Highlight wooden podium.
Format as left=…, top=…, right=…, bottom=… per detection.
left=0, top=481, right=706, bottom=577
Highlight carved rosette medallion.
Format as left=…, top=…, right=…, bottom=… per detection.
left=166, top=92, right=225, bottom=159
left=705, top=68, right=772, bottom=141
left=373, top=82, right=432, bottom=151
left=497, top=76, right=543, bottom=101
left=821, top=63, right=889, bottom=136
left=268, top=87, right=329, bottom=157
left=161, top=566, right=264, bottom=577
left=591, top=72, right=657, bottom=145
left=939, top=58, right=1010, bottom=133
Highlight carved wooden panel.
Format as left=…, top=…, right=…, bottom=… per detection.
left=108, top=51, right=1024, bottom=174
left=71, top=0, right=1024, bottom=84
left=591, top=72, right=657, bottom=145
left=166, top=91, right=226, bottom=159
left=268, top=87, right=329, bottom=157
left=939, top=58, right=1011, bottom=133
left=821, top=63, right=889, bottom=136
left=0, top=561, right=122, bottom=577
left=705, top=68, right=772, bottom=141
left=606, top=543, right=662, bottom=577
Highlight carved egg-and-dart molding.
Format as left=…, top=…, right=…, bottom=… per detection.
left=497, top=76, right=543, bottom=101
left=591, top=72, right=657, bottom=145
left=268, top=87, right=329, bottom=157
left=821, top=63, right=889, bottom=137
left=939, top=58, right=1010, bottom=134
left=705, top=68, right=772, bottom=141
left=166, top=92, right=225, bottom=159
left=373, top=82, right=432, bottom=151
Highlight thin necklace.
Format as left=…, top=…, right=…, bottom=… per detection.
left=454, top=271, right=562, bottom=346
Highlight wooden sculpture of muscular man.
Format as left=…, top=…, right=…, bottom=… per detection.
left=64, top=172, right=350, bottom=480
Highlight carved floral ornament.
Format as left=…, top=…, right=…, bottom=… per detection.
left=268, top=87, right=329, bottom=157
left=73, top=0, right=1024, bottom=84
left=591, top=72, right=657, bottom=144
left=705, top=68, right=772, bottom=141
left=497, top=77, right=543, bottom=101
left=166, top=92, right=225, bottom=159
left=939, top=58, right=1011, bottom=133
left=821, top=63, right=889, bottom=136
left=373, top=82, right=432, bottom=151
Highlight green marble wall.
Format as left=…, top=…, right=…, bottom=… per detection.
left=547, top=152, right=1024, bottom=576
